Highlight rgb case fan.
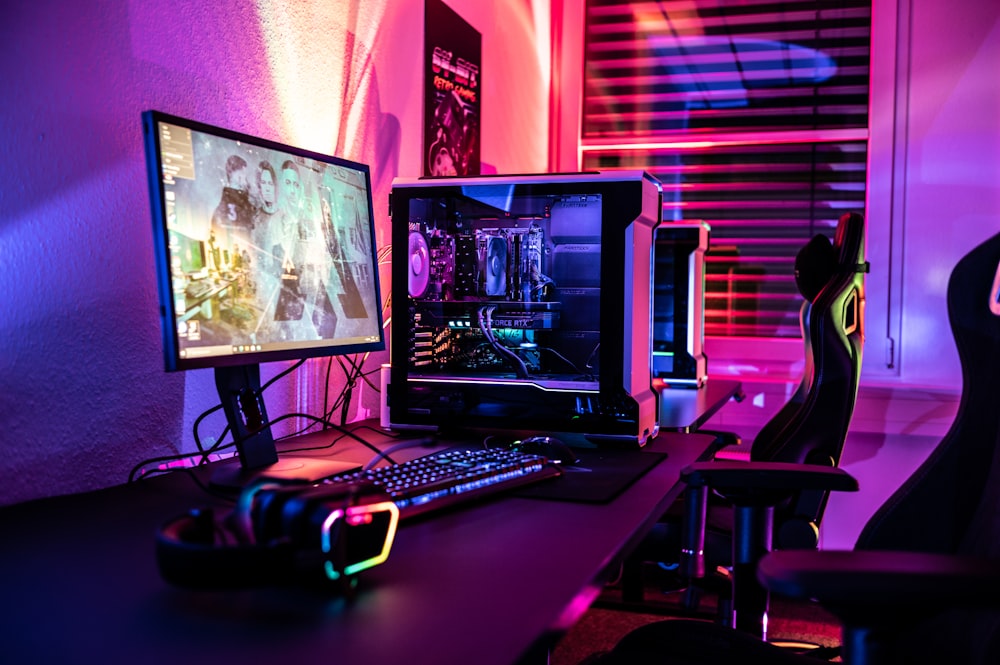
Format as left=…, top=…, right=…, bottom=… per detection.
left=408, top=231, right=431, bottom=298
left=484, top=235, right=508, bottom=297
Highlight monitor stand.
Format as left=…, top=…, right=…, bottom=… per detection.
left=211, top=364, right=361, bottom=490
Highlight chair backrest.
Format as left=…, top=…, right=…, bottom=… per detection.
left=749, top=211, right=868, bottom=548
left=857, top=230, right=1000, bottom=555
left=850, top=230, right=1000, bottom=665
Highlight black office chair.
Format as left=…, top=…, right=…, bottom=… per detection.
left=624, top=212, right=868, bottom=634
left=587, top=229, right=1000, bottom=664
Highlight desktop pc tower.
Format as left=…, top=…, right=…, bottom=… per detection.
left=386, top=171, right=663, bottom=447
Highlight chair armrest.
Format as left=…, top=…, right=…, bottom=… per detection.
left=675, top=463, right=856, bottom=578
left=681, top=461, right=859, bottom=494
left=693, top=429, right=743, bottom=457
left=758, top=549, right=1000, bottom=616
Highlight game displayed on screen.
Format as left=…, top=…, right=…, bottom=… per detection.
left=154, top=121, right=382, bottom=362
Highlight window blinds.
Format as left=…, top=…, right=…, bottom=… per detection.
left=582, top=0, right=871, bottom=338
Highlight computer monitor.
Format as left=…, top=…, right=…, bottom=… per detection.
left=142, top=110, right=384, bottom=487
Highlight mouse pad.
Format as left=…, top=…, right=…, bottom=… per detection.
left=512, top=448, right=667, bottom=504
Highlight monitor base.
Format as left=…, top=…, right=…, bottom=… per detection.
left=209, top=455, right=361, bottom=490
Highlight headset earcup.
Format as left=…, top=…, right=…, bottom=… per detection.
left=155, top=508, right=298, bottom=589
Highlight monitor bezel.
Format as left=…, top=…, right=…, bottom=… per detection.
left=142, top=110, right=385, bottom=373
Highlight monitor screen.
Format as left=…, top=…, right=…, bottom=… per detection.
left=143, top=110, right=384, bottom=372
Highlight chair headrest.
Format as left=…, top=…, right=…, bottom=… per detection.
left=794, top=234, right=837, bottom=302
left=834, top=211, right=869, bottom=273
left=795, top=212, right=869, bottom=302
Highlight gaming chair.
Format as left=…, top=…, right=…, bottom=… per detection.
left=624, top=211, right=868, bottom=635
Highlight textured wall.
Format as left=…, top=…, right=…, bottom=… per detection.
left=0, top=0, right=552, bottom=506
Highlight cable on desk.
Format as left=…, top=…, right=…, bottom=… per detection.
left=189, top=358, right=308, bottom=463
left=131, top=392, right=396, bottom=492
left=128, top=458, right=235, bottom=500
left=272, top=412, right=391, bottom=461
left=129, top=412, right=358, bottom=485
left=192, top=403, right=224, bottom=457
left=361, top=437, right=438, bottom=471
left=351, top=423, right=406, bottom=440
left=129, top=451, right=199, bottom=483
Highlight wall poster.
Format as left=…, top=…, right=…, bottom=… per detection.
left=423, top=0, right=481, bottom=176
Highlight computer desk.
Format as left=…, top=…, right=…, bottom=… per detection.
left=0, top=425, right=719, bottom=665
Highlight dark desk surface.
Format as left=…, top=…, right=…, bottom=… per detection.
left=0, top=427, right=716, bottom=665
left=657, top=378, right=744, bottom=432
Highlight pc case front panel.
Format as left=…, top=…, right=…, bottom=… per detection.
left=389, top=172, right=661, bottom=445
left=652, top=222, right=709, bottom=386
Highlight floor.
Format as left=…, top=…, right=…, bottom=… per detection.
left=549, top=597, right=843, bottom=665
left=547, top=429, right=942, bottom=664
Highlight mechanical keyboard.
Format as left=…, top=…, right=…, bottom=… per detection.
left=321, top=447, right=563, bottom=520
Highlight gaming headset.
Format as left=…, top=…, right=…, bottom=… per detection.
left=156, top=478, right=400, bottom=591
